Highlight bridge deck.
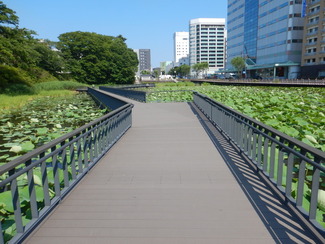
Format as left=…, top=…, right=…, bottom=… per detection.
left=25, top=95, right=316, bottom=243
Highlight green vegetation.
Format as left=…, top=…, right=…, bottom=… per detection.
left=145, top=82, right=325, bottom=152
left=0, top=90, right=74, bottom=111
left=191, top=62, right=209, bottom=77
left=57, top=32, right=138, bottom=84
left=168, top=64, right=191, bottom=78
left=145, top=81, right=325, bottom=228
left=231, top=57, right=245, bottom=78
left=0, top=86, right=107, bottom=242
left=0, top=80, right=86, bottom=112
left=0, top=1, right=138, bottom=93
left=0, top=93, right=107, bottom=165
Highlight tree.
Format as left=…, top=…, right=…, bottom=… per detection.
left=168, top=66, right=178, bottom=76
left=33, top=40, right=67, bottom=79
left=141, top=70, right=151, bottom=75
left=57, top=31, right=138, bottom=84
left=192, top=62, right=209, bottom=78
left=0, top=1, right=19, bottom=29
left=179, top=64, right=190, bottom=78
left=231, top=57, right=245, bottom=78
left=0, top=1, right=58, bottom=86
left=168, top=64, right=190, bottom=78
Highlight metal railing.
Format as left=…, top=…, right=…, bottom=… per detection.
left=99, top=86, right=194, bottom=103
left=0, top=89, right=133, bottom=243
left=193, top=92, right=325, bottom=234
left=191, top=79, right=325, bottom=86
left=100, top=86, right=148, bottom=102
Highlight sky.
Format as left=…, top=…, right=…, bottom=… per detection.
left=6, top=0, right=227, bottom=67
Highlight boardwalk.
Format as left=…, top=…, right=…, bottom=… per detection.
left=25, top=95, right=317, bottom=243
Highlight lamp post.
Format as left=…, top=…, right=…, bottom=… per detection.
left=273, top=64, right=279, bottom=80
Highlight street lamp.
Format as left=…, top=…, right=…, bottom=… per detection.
left=273, top=64, right=279, bottom=80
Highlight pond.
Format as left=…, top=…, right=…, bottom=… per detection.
left=0, top=93, right=107, bottom=166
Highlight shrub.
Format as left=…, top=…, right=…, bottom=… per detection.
left=0, top=65, right=33, bottom=91
left=26, top=67, right=58, bottom=83
left=3, top=84, right=37, bottom=95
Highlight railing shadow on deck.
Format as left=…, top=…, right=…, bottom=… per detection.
left=189, top=102, right=324, bottom=243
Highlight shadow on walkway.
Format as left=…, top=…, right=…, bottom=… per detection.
left=189, top=102, right=320, bottom=244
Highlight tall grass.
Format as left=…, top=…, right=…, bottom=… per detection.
left=0, top=90, right=76, bottom=111
left=34, top=80, right=86, bottom=91
left=0, top=81, right=87, bottom=112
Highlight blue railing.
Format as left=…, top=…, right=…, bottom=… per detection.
left=0, top=89, right=133, bottom=243
left=193, top=92, right=325, bottom=236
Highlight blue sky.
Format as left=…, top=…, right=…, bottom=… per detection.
left=7, top=0, right=227, bottom=67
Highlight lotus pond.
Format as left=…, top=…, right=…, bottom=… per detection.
left=145, top=84, right=325, bottom=152
left=0, top=93, right=107, bottom=166
left=145, top=83, right=325, bottom=228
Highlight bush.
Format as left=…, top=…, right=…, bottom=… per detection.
left=3, top=83, right=37, bottom=95
left=0, top=65, right=33, bottom=90
left=26, top=67, right=58, bottom=83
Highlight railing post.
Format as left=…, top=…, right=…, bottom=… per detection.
left=52, top=146, right=61, bottom=197
left=40, top=152, right=51, bottom=206
left=285, top=144, right=295, bottom=201
left=61, top=141, right=69, bottom=189
left=26, top=159, right=39, bottom=219
left=309, top=157, right=321, bottom=222
left=9, top=169, right=24, bottom=234
left=296, top=149, right=307, bottom=210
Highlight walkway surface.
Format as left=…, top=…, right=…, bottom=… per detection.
left=25, top=94, right=317, bottom=243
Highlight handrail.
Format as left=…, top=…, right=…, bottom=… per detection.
left=191, top=79, right=325, bottom=87
left=100, top=86, right=193, bottom=103
left=193, top=91, right=325, bottom=235
left=0, top=89, right=133, bottom=243
left=99, top=86, right=147, bottom=102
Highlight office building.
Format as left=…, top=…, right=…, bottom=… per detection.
left=174, top=32, right=190, bottom=66
left=300, top=0, right=325, bottom=79
left=227, top=0, right=304, bottom=79
left=134, top=49, right=151, bottom=77
left=189, top=18, right=226, bottom=75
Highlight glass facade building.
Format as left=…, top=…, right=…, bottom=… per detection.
left=227, top=0, right=304, bottom=79
left=243, top=0, right=259, bottom=62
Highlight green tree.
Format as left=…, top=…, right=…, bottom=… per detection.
left=168, top=64, right=190, bottom=78
left=33, top=40, right=66, bottom=79
left=168, top=66, right=178, bottom=76
left=192, top=62, right=209, bottom=77
left=57, top=31, right=138, bottom=84
left=0, top=1, right=18, bottom=29
left=179, top=64, right=190, bottom=77
left=231, top=57, right=245, bottom=78
left=0, top=1, right=58, bottom=88
left=0, top=1, right=39, bottom=69
left=141, top=70, right=151, bottom=75
left=153, top=69, right=160, bottom=78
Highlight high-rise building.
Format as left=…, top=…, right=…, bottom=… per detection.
left=174, top=32, right=189, bottom=65
left=134, top=49, right=151, bottom=77
left=189, top=18, right=226, bottom=75
left=227, top=0, right=304, bottom=79
left=300, top=0, right=325, bottom=79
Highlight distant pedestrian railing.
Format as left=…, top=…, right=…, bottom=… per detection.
left=100, top=86, right=148, bottom=102
left=0, top=89, right=133, bottom=243
left=193, top=92, right=325, bottom=234
left=99, top=86, right=193, bottom=103
left=192, top=79, right=325, bottom=86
